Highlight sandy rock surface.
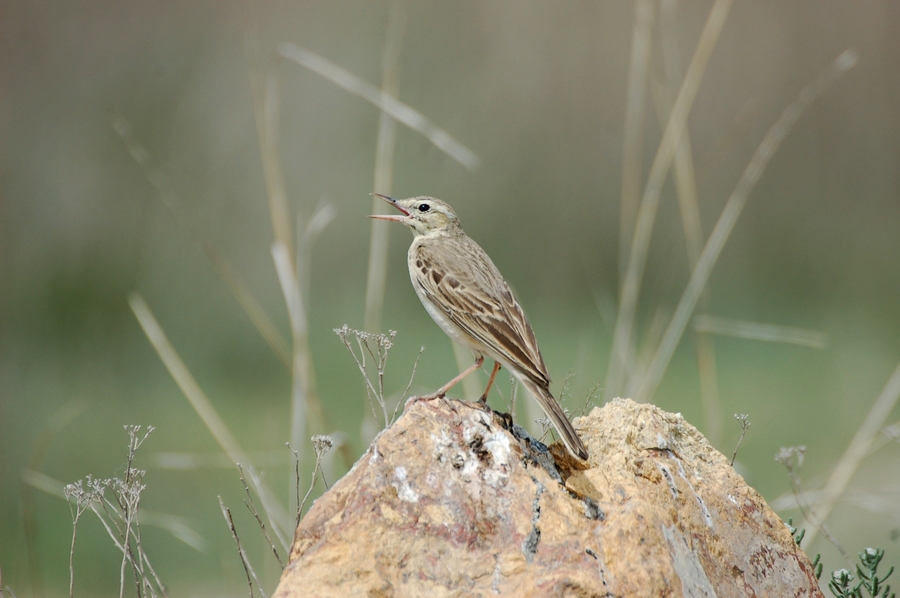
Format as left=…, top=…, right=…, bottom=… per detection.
left=274, top=397, right=822, bottom=597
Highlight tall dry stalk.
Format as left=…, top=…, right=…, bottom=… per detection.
left=129, top=294, right=291, bottom=548
left=605, top=0, right=733, bottom=401
left=112, top=113, right=293, bottom=372
left=634, top=49, right=858, bottom=403
left=618, top=0, right=655, bottom=282
left=802, top=357, right=900, bottom=547
left=652, top=0, right=722, bottom=445
left=364, top=0, right=407, bottom=336
left=273, top=43, right=478, bottom=171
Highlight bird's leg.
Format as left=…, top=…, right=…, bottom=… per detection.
left=421, top=355, right=484, bottom=400
left=479, top=362, right=502, bottom=404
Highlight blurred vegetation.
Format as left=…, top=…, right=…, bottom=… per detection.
left=2, top=1, right=899, bottom=595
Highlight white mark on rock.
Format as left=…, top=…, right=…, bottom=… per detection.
left=484, top=431, right=511, bottom=461
left=669, top=452, right=714, bottom=529
left=393, top=466, right=419, bottom=503
left=694, top=493, right=713, bottom=528
left=491, top=555, right=502, bottom=594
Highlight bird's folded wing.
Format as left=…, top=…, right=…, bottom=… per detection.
left=414, top=241, right=550, bottom=387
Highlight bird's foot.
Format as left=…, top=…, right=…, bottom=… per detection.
left=404, top=392, right=458, bottom=413
left=405, top=393, right=441, bottom=408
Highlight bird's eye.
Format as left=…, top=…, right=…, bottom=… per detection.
left=417, top=203, right=430, bottom=212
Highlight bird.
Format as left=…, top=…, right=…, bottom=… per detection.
left=369, top=194, right=589, bottom=460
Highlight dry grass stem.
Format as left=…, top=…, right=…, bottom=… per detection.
left=868, top=419, right=900, bottom=456
left=655, top=0, right=724, bottom=445
left=238, top=465, right=284, bottom=570
left=336, top=325, right=416, bottom=428
left=128, top=293, right=290, bottom=547
left=606, top=0, right=734, bottom=400
left=257, top=56, right=293, bottom=260
left=618, top=0, right=655, bottom=278
left=112, top=114, right=293, bottom=372
left=635, top=48, right=858, bottom=403
left=203, top=245, right=292, bottom=370
left=273, top=43, right=479, bottom=171
left=63, top=477, right=100, bottom=598
left=148, top=450, right=287, bottom=470
left=272, top=241, right=312, bottom=501
left=63, top=426, right=167, bottom=598
left=730, top=414, right=750, bottom=466
left=364, top=0, right=406, bottom=335
left=286, top=443, right=301, bottom=526
left=693, top=315, right=829, bottom=349
left=259, top=52, right=331, bottom=505
left=110, top=115, right=186, bottom=229
left=292, top=203, right=336, bottom=442
left=219, top=497, right=266, bottom=598
left=25, top=469, right=206, bottom=551
left=802, top=356, right=900, bottom=547
left=775, top=446, right=849, bottom=564
left=244, top=466, right=290, bottom=552
left=116, top=426, right=154, bottom=598
left=392, top=346, right=425, bottom=423
left=579, top=382, right=603, bottom=418
left=258, top=31, right=329, bottom=487
left=656, top=0, right=703, bottom=270
left=298, top=435, right=334, bottom=521
left=297, top=201, right=337, bottom=331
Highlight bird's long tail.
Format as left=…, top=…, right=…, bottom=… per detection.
left=520, top=378, right=589, bottom=460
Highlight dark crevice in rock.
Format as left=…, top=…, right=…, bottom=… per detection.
left=522, top=475, right=545, bottom=563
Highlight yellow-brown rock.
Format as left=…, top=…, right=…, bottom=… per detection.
left=274, top=397, right=823, bottom=597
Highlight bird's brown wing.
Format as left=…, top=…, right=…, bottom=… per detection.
left=412, top=235, right=551, bottom=387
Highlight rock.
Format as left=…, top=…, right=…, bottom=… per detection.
left=273, top=397, right=823, bottom=597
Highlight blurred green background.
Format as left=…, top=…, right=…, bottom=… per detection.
left=2, top=1, right=899, bottom=595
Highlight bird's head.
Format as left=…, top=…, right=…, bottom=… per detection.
left=369, top=195, right=460, bottom=237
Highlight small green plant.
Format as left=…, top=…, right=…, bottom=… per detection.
left=785, top=518, right=823, bottom=580
left=813, top=554, right=824, bottom=582
left=856, top=548, right=894, bottom=598
left=779, top=457, right=895, bottom=595
left=827, top=548, right=895, bottom=598
left=786, top=517, right=806, bottom=546
left=830, top=568, right=858, bottom=598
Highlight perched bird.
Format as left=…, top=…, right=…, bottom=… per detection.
left=369, top=194, right=589, bottom=460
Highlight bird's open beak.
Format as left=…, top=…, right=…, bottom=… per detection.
left=368, top=193, right=410, bottom=222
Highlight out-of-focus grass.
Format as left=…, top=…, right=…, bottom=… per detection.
left=4, top=302, right=899, bottom=594
left=3, top=1, right=900, bottom=596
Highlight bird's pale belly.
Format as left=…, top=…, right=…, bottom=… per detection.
left=414, top=284, right=474, bottom=349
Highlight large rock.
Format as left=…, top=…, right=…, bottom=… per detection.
left=274, top=397, right=822, bottom=597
